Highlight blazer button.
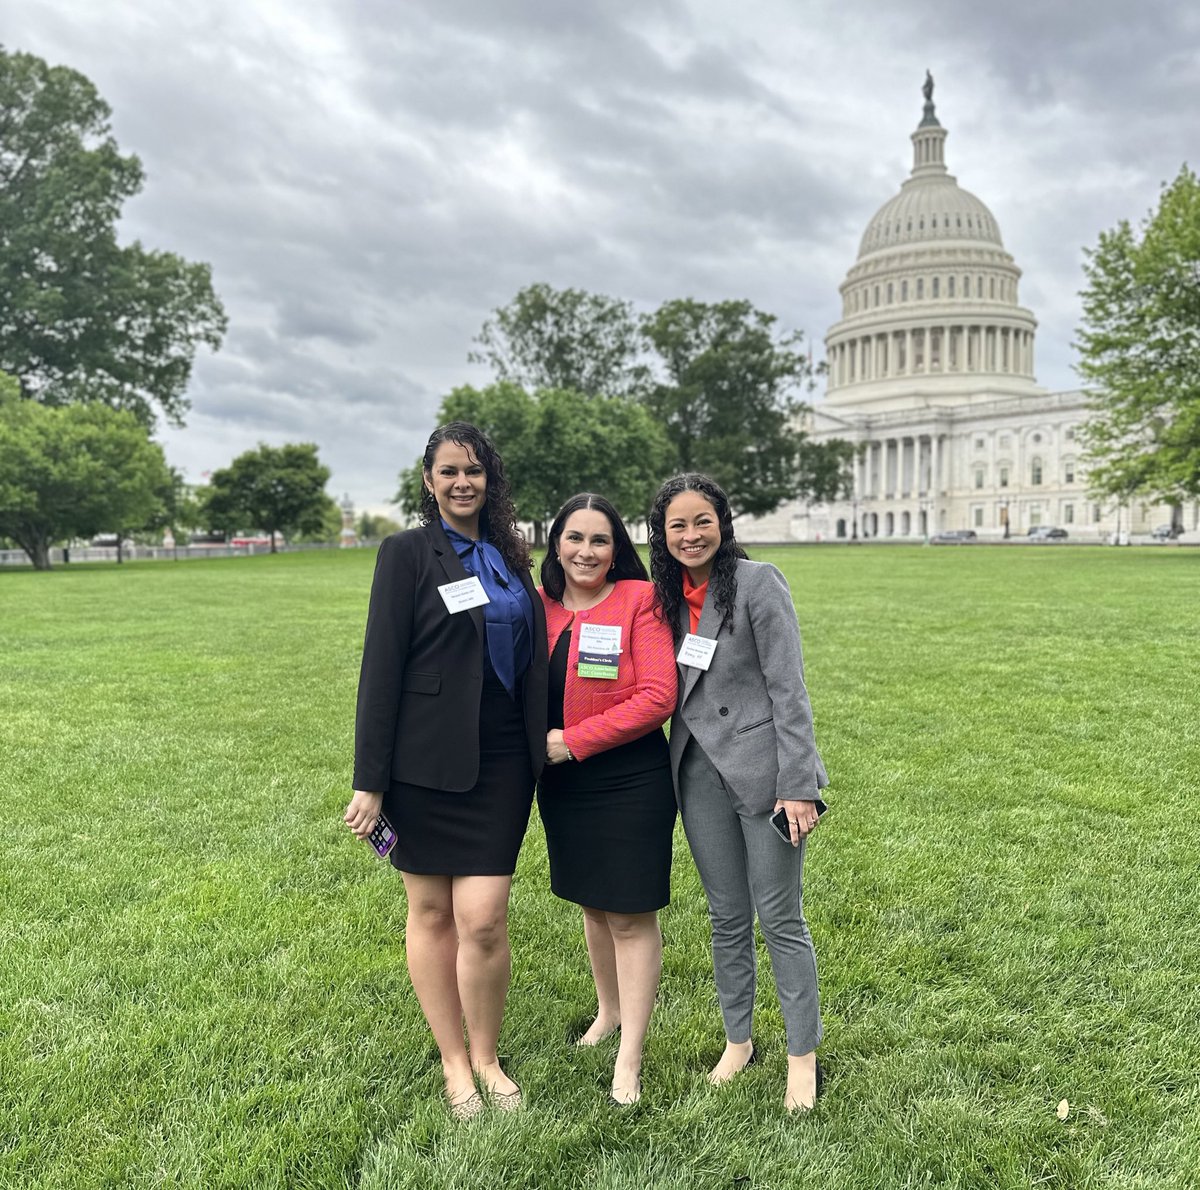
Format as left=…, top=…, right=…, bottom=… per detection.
left=719, top=706, right=729, bottom=716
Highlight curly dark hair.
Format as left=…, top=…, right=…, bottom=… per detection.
left=648, top=473, right=748, bottom=643
left=540, top=493, right=648, bottom=602
left=418, top=421, right=532, bottom=573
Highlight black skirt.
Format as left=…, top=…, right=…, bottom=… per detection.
left=537, top=629, right=676, bottom=913
left=384, top=677, right=535, bottom=876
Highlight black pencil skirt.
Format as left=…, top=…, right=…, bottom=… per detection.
left=384, top=677, right=535, bottom=876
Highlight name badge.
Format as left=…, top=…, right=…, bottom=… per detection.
left=677, top=633, right=717, bottom=670
left=577, top=622, right=621, bottom=679
left=438, top=576, right=490, bottom=613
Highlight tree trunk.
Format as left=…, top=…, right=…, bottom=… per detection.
left=116, top=537, right=124, bottom=564
left=27, top=538, right=53, bottom=570
left=270, top=530, right=278, bottom=553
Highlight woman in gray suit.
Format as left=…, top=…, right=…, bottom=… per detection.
left=649, top=473, right=829, bottom=1112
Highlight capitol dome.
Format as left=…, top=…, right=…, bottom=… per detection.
left=823, top=77, right=1039, bottom=410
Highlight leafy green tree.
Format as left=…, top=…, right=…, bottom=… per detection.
left=0, top=48, right=227, bottom=428
left=1076, top=165, right=1200, bottom=502
left=470, top=283, right=649, bottom=399
left=202, top=443, right=332, bottom=553
left=356, top=511, right=402, bottom=540
left=292, top=494, right=344, bottom=544
left=396, top=382, right=671, bottom=543
left=640, top=298, right=844, bottom=517
left=0, top=384, right=174, bottom=569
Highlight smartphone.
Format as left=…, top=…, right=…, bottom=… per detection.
left=769, top=806, right=793, bottom=843
left=368, top=813, right=397, bottom=858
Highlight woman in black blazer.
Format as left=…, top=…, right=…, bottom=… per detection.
left=345, top=422, right=548, bottom=1120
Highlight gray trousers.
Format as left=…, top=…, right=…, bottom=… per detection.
left=678, top=739, right=822, bottom=1056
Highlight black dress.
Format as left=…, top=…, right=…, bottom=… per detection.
left=385, top=674, right=534, bottom=876
left=537, top=629, right=676, bottom=913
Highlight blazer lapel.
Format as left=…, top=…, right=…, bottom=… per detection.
left=679, top=591, right=722, bottom=705
left=427, top=521, right=486, bottom=645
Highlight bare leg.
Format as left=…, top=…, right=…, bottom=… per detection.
left=577, top=906, right=621, bottom=1045
left=607, top=910, right=662, bottom=1103
left=785, top=1050, right=818, bottom=1112
left=452, top=875, right=519, bottom=1096
left=401, top=872, right=474, bottom=1106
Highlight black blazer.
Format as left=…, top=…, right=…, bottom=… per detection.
left=353, top=520, right=548, bottom=793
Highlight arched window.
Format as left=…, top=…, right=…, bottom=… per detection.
left=974, top=466, right=985, bottom=490
left=989, top=277, right=996, bottom=298
left=917, top=278, right=924, bottom=299
left=948, top=276, right=956, bottom=298
left=901, top=280, right=909, bottom=301
left=885, top=512, right=895, bottom=536
left=887, top=282, right=894, bottom=303
left=901, top=511, right=912, bottom=535
left=977, top=276, right=984, bottom=297
left=1031, top=457, right=1043, bottom=486
left=933, top=277, right=940, bottom=298
left=874, top=285, right=880, bottom=306
left=836, top=518, right=847, bottom=539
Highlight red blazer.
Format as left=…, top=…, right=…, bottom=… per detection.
left=539, top=579, right=677, bottom=762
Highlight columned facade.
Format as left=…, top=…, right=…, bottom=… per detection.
left=737, top=79, right=1197, bottom=544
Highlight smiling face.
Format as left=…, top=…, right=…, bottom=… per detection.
left=664, top=489, right=722, bottom=582
left=556, top=508, right=615, bottom=599
left=424, top=440, right=487, bottom=536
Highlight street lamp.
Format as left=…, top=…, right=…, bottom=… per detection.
left=996, top=496, right=1011, bottom=540
left=851, top=496, right=860, bottom=541
left=919, top=497, right=934, bottom=543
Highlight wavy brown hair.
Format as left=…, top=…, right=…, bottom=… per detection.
left=540, top=493, right=648, bottom=602
left=419, top=421, right=532, bottom=573
left=648, top=473, right=747, bottom=643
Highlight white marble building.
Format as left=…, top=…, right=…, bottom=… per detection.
left=745, top=81, right=1195, bottom=543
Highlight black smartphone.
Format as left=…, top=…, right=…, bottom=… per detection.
left=769, top=806, right=793, bottom=843
left=368, top=813, right=397, bottom=858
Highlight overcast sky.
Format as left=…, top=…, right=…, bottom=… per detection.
left=7, top=0, right=1198, bottom=513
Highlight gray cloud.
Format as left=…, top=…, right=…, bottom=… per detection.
left=7, top=0, right=1197, bottom=511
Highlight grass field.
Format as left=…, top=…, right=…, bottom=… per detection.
left=2, top=545, right=1198, bottom=1189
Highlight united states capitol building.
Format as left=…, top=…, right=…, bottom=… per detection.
left=748, top=78, right=1194, bottom=544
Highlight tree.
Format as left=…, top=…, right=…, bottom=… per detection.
left=396, top=382, right=672, bottom=542
left=356, top=511, right=402, bottom=540
left=470, top=283, right=649, bottom=399
left=640, top=298, right=842, bottom=517
left=1076, top=165, right=1200, bottom=503
left=202, top=443, right=332, bottom=552
left=0, top=382, right=174, bottom=569
left=0, top=48, right=227, bottom=428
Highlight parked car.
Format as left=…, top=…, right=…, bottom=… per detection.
left=930, top=529, right=978, bottom=544
left=1152, top=524, right=1182, bottom=540
left=1028, top=526, right=1068, bottom=540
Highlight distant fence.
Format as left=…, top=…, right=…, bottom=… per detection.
left=0, top=541, right=384, bottom=567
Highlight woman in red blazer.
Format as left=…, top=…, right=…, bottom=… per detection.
left=537, top=493, right=678, bottom=1105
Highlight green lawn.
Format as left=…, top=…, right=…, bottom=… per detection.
left=1, top=546, right=1197, bottom=1189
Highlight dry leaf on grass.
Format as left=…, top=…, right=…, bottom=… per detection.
left=1056, top=1099, right=1070, bottom=1120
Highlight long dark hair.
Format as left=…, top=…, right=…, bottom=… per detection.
left=419, top=421, right=532, bottom=573
left=648, top=473, right=747, bottom=642
left=541, top=493, right=648, bottom=601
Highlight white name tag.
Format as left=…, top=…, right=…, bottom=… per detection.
left=438, top=576, right=490, bottom=613
left=578, top=622, right=622, bottom=654
left=677, top=633, right=717, bottom=670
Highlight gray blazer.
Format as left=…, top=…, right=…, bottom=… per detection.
left=669, top=558, right=828, bottom=815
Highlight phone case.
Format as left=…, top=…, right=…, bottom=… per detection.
left=368, top=814, right=397, bottom=858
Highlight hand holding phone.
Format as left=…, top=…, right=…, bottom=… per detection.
left=769, top=806, right=794, bottom=844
